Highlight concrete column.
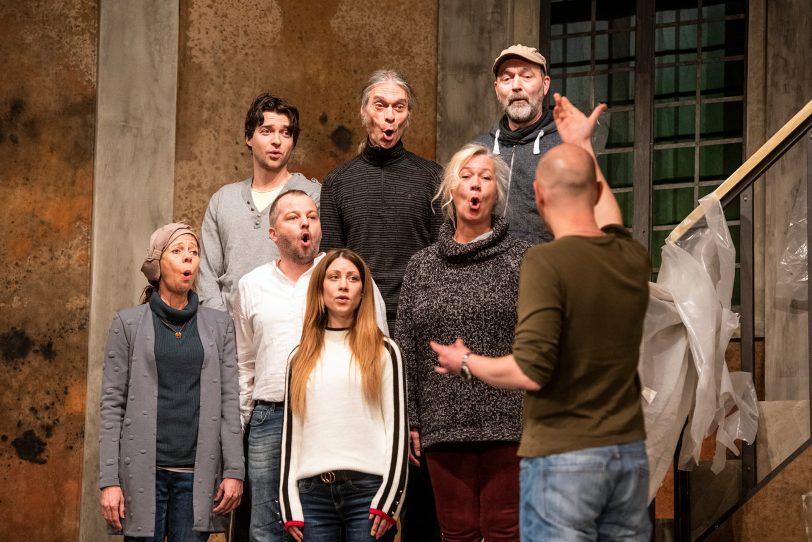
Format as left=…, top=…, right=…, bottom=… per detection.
left=79, top=1, right=179, bottom=539
left=436, top=0, right=540, bottom=164
left=762, top=0, right=811, bottom=401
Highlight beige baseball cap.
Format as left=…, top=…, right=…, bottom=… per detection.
left=492, top=44, right=548, bottom=75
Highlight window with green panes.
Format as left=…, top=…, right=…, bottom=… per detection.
left=653, top=0, right=745, bottom=304
left=549, top=0, right=637, bottom=229
left=545, top=0, right=746, bottom=305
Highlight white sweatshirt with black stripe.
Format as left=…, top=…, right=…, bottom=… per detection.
left=279, top=330, right=408, bottom=530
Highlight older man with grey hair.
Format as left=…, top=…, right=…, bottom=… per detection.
left=475, top=44, right=562, bottom=245
left=319, top=69, right=442, bottom=541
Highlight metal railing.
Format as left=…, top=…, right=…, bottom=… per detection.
left=667, top=99, right=812, bottom=541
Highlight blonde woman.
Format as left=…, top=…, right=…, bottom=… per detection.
left=280, top=249, right=408, bottom=542
left=395, top=144, right=529, bottom=541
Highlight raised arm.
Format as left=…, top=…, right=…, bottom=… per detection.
left=553, top=93, right=623, bottom=228
left=431, top=339, right=540, bottom=391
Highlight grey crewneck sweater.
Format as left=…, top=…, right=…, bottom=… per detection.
left=198, top=173, right=321, bottom=314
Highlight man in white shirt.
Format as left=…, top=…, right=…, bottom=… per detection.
left=234, top=190, right=387, bottom=541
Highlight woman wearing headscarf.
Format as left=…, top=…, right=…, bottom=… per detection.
left=395, top=144, right=530, bottom=541
left=98, top=223, right=244, bottom=541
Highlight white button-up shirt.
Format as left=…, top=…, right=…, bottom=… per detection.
left=234, top=253, right=389, bottom=426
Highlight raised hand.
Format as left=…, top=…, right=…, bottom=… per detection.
left=552, top=93, right=607, bottom=152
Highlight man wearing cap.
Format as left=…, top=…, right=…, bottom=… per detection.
left=198, top=92, right=321, bottom=316
left=475, top=44, right=561, bottom=245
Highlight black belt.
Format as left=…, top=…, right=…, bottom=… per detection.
left=254, top=399, right=284, bottom=408
left=306, top=470, right=370, bottom=485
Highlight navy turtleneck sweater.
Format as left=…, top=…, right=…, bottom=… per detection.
left=149, top=290, right=204, bottom=467
left=319, top=140, right=443, bottom=326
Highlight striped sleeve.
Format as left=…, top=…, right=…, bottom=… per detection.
left=369, top=338, right=409, bottom=523
left=279, top=353, right=304, bottom=530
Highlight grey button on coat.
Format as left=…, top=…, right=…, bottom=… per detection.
left=99, top=303, right=245, bottom=536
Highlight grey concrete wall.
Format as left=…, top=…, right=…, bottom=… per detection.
left=79, top=1, right=179, bottom=539
left=760, top=0, right=811, bottom=402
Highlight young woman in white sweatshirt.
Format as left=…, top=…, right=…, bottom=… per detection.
left=279, top=249, right=408, bottom=542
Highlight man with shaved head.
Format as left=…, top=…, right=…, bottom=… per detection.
left=432, top=94, right=652, bottom=540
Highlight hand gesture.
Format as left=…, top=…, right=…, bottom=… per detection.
left=430, top=338, right=469, bottom=375
left=552, top=93, right=607, bottom=152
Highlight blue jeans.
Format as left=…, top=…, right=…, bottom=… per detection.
left=298, top=474, right=396, bottom=542
left=124, top=469, right=209, bottom=542
left=248, top=403, right=288, bottom=542
left=520, top=440, right=650, bottom=542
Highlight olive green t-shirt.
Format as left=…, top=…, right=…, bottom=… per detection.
left=513, top=224, right=651, bottom=457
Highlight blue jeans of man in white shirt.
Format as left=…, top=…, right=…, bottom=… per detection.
left=519, top=440, right=651, bottom=541
left=248, top=402, right=288, bottom=541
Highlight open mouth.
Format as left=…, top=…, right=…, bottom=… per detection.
left=182, top=270, right=193, bottom=279
left=300, top=232, right=311, bottom=246
left=470, top=196, right=481, bottom=210
left=383, top=128, right=395, bottom=140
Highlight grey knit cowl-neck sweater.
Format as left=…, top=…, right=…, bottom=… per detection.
left=395, top=216, right=530, bottom=449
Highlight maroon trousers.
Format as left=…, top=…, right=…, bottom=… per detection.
left=424, top=441, right=520, bottom=542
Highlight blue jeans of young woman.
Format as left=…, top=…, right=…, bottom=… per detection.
left=124, top=469, right=209, bottom=542
left=248, top=403, right=288, bottom=541
left=519, top=440, right=650, bottom=542
left=298, top=473, right=396, bottom=542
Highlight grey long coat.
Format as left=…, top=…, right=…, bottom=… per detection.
left=99, top=302, right=245, bottom=536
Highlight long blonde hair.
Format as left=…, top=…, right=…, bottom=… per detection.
left=288, top=249, right=385, bottom=416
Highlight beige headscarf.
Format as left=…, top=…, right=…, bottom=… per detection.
left=140, top=223, right=198, bottom=283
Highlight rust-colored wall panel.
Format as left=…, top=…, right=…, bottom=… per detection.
left=174, top=0, right=439, bottom=228
left=0, top=1, right=96, bottom=540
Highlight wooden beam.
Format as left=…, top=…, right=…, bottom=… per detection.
left=668, top=99, right=812, bottom=243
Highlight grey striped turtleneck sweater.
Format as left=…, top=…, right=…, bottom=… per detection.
left=319, top=140, right=443, bottom=326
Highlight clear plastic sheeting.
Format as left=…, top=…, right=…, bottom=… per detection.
left=776, top=181, right=808, bottom=309
left=640, top=194, right=759, bottom=502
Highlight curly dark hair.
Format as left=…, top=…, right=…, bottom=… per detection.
left=244, top=92, right=300, bottom=147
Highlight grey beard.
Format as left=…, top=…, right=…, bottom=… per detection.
left=506, top=101, right=539, bottom=123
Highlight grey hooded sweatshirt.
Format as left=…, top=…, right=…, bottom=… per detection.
left=474, top=110, right=561, bottom=245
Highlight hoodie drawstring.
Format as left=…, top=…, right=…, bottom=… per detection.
left=533, top=130, right=544, bottom=155
left=492, top=129, right=500, bottom=154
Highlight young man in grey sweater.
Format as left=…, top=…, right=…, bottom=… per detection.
left=198, top=93, right=320, bottom=316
